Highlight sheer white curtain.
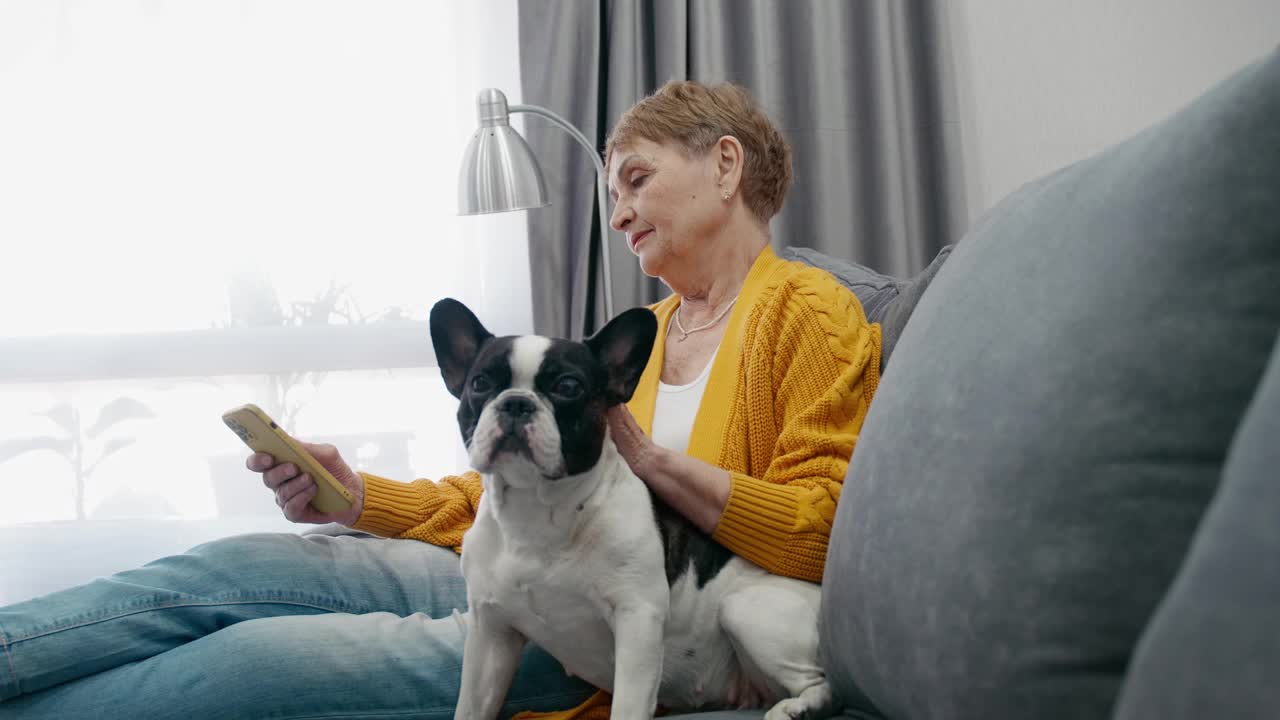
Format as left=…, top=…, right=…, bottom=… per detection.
left=0, top=0, right=530, bottom=604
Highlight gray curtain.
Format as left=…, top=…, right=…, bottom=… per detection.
left=519, top=0, right=966, bottom=338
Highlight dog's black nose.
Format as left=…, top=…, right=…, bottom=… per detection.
left=498, top=395, right=537, bottom=419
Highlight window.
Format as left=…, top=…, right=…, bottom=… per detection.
left=0, top=0, right=529, bottom=602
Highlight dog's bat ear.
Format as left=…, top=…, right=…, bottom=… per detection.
left=585, top=308, right=658, bottom=405
left=430, top=298, right=494, bottom=398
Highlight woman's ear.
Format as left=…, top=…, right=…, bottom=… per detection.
left=715, top=135, right=745, bottom=198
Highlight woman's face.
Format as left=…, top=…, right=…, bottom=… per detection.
left=607, top=138, right=726, bottom=279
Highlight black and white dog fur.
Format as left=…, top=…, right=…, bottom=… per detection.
left=430, top=298, right=834, bottom=720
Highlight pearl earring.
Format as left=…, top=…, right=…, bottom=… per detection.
left=722, top=189, right=730, bottom=200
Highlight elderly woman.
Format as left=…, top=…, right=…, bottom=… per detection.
left=0, top=81, right=880, bottom=720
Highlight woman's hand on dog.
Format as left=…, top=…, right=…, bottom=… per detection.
left=607, top=403, right=733, bottom=534
left=607, top=404, right=664, bottom=482
left=246, top=442, right=365, bottom=526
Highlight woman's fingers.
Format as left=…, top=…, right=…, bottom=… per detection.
left=278, top=476, right=318, bottom=521
left=274, top=472, right=312, bottom=504
left=607, top=404, right=661, bottom=479
left=262, top=463, right=300, bottom=490
left=246, top=452, right=301, bottom=490
left=246, top=452, right=275, bottom=472
left=244, top=449, right=338, bottom=523
left=607, top=405, right=645, bottom=453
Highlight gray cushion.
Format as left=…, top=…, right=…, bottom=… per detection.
left=822, top=47, right=1280, bottom=720
left=780, top=245, right=953, bottom=370
left=1113, top=332, right=1280, bottom=720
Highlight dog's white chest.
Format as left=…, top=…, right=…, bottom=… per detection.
left=473, top=545, right=620, bottom=687
left=463, top=489, right=781, bottom=710
left=461, top=472, right=664, bottom=692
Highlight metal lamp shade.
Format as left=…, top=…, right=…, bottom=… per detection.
left=458, top=123, right=549, bottom=215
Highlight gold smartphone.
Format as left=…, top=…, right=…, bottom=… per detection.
left=220, top=403, right=356, bottom=513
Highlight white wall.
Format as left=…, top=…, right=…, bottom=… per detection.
left=943, top=0, right=1280, bottom=219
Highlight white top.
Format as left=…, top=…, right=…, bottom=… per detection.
left=650, top=347, right=718, bottom=456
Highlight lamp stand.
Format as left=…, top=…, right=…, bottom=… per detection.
left=509, top=104, right=615, bottom=323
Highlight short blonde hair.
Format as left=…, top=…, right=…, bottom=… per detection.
left=605, top=81, right=793, bottom=225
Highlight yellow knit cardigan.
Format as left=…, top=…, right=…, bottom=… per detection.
left=350, top=245, right=881, bottom=718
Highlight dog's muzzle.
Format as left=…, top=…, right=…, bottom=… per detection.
left=471, top=389, right=563, bottom=479
left=490, top=393, right=540, bottom=457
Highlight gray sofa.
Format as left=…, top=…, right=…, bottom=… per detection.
left=17, top=46, right=1271, bottom=719
left=725, top=46, right=1280, bottom=720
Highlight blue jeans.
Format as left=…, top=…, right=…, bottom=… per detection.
left=0, top=532, right=595, bottom=719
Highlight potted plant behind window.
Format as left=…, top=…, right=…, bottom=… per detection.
left=0, top=397, right=158, bottom=521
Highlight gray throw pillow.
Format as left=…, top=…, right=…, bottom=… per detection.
left=1112, top=332, right=1280, bottom=720
left=821, top=47, right=1280, bottom=720
left=780, top=245, right=953, bottom=370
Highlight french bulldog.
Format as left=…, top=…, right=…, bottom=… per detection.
left=430, top=298, right=834, bottom=720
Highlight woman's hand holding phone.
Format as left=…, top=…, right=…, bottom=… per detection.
left=247, top=442, right=365, bottom=526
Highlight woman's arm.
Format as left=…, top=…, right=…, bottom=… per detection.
left=350, top=471, right=484, bottom=553
left=608, top=404, right=730, bottom=533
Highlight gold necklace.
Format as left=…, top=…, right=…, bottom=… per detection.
left=673, top=296, right=738, bottom=342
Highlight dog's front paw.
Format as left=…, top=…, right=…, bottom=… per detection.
left=764, top=697, right=809, bottom=720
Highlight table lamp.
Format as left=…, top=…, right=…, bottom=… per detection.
left=457, top=88, right=615, bottom=321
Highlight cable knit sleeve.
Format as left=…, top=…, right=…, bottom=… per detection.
left=711, top=270, right=881, bottom=582
left=350, top=470, right=484, bottom=553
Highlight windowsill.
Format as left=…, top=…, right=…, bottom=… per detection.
left=0, top=322, right=436, bottom=384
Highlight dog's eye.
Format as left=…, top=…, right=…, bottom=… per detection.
left=469, top=374, right=493, bottom=394
left=552, top=376, right=583, bottom=399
